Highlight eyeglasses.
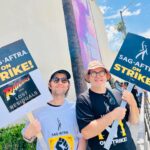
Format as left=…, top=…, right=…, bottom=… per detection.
left=52, top=77, right=68, bottom=83
left=89, top=70, right=106, bottom=77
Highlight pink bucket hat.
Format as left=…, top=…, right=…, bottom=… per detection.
left=85, top=60, right=111, bottom=83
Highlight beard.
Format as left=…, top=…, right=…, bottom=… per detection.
left=52, top=89, right=67, bottom=97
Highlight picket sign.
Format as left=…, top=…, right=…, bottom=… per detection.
left=104, top=33, right=150, bottom=149
left=104, top=83, right=134, bottom=150
left=27, top=112, right=49, bottom=150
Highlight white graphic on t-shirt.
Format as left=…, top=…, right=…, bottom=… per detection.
left=104, top=102, right=110, bottom=113
left=55, top=138, right=69, bottom=150
left=106, top=126, right=117, bottom=138
left=98, top=121, right=126, bottom=140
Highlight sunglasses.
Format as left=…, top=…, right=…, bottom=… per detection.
left=52, top=77, right=68, bottom=83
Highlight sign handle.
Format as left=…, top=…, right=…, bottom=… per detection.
left=27, top=112, right=49, bottom=150
left=104, top=83, right=134, bottom=150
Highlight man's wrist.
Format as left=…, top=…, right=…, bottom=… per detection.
left=23, top=135, right=36, bottom=143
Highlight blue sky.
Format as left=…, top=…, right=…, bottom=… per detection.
left=96, top=0, right=150, bottom=51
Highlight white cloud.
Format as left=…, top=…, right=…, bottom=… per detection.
left=105, top=6, right=141, bottom=19
left=105, top=24, right=123, bottom=51
left=105, top=13, right=120, bottom=19
left=123, top=9, right=141, bottom=17
left=105, top=25, right=118, bottom=41
left=106, top=27, right=150, bottom=51
left=99, top=6, right=110, bottom=14
left=140, top=29, right=150, bottom=38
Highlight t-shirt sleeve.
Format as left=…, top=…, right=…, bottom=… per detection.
left=76, top=93, right=95, bottom=132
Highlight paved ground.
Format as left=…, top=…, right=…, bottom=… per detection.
left=129, top=95, right=145, bottom=150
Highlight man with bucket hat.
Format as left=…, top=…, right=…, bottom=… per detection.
left=22, top=69, right=86, bottom=150
left=76, top=60, right=139, bottom=150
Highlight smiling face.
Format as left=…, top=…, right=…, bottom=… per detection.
left=88, top=67, right=108, bottom=88
left=48, top=73, right=70, bottom=97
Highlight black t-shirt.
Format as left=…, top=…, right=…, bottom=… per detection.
left=76, top=89, right=136, bottom=150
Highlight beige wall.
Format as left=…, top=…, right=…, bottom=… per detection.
left=0, top=0, right=117, bottom=100
left=0, top=0, right=76, bottom=100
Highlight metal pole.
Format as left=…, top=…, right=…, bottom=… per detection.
left=119, top=0, right=136, bottom=38
left=120, top=11, right=126, bottom=37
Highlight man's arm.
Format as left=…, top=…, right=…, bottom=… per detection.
left=81, top=107, right=126, bottom=139
left=77, top=137, right=87, bottom=150
left=23, top=119, right=41, bottom=142
left=122, top=90, right=139, bottom=124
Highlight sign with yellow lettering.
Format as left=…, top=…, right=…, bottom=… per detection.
left=0, top=39, right=51, bottom=128
left=0, top=39, right=37, bottom=85
left=110, top=33, right=150, bottom=91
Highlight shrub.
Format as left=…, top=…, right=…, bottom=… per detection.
left=0, top=124, right=36, bottom=150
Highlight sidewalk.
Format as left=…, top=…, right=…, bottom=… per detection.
left=144, top=92, right=150, bottom=150
left=129, top=93, right=145, bottom=150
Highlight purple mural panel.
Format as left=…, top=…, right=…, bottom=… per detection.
left=72, top=0, right=102, bottom=69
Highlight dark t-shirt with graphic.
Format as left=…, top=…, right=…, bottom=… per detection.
left=76, top=89, right=136, bottom=150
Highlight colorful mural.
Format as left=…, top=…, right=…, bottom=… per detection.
left=72, top=0, right=102, bottom=69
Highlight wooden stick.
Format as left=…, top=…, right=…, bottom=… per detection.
left=27, top=112, right=49, bottom=150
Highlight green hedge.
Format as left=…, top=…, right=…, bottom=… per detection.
left=0, top=124, right=36, bottom=150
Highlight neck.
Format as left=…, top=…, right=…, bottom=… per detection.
left=90, top=85, right=106, bottom=94
left=49, top=95, right=65, bottom=106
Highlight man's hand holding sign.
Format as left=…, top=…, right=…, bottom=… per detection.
left=25, top=113, right=42, bottom=141
left=76, top=59, right=139, bottom=150
left=104, top=33, right=150, bottom=149
left=0, top=40, right=87, bottom=150
left=0, top=40, right=51, bottom=150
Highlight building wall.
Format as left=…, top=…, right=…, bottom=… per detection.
left=0, top=0, right=115, bottom=100
left=0, top=0, right=76, bottom=100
